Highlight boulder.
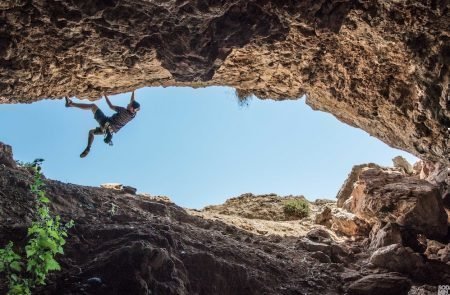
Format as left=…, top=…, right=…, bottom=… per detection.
left=369, top=222, right=402, bottom=250
left=347, top=167, right=448, bottom=239
left=315, top=206, right=370, bottom=237
left=301, top=229, right=353, bottom=264
left=330, top=208, right=371, bottom=237
left=305, top=228, right=333, bottom=244
left=311, top=251, right=331, bottom=263
left=122, top=186, right=138, bottom=195
left=369, top=244, right=424, bottom=275
left=0, top=142, right=16, bottom=168
left=425, top=240, right=450, bottom=263
left=314, top=206, right=332, bottom=227
left=347, top=273, right=411, bottom=295
left=297, top=237, right=330, bottom=253
left=392, top=156, right=413, bottom=175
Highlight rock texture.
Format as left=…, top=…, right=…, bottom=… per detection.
left=0, top=1, right=449, bottom=164
left=343, top=166, right=448, bottom=239
left=337, top=163, right=381, bottom=207
left=0, top=142, right=16, bottom=168
left=0, top=142, right=449, bottom=294
left=347, top=273, right=411, bottom=295
left=1, top=153, right=346, bottom=294
left=203, top=193, right=311, bottom=221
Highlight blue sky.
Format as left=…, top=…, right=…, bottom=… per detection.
left=0, top=86, right=417, bottom=208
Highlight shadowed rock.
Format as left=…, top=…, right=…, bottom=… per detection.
left=0, top=1, right=448, bottom=164
left=347, top=273, right=411, bottom=295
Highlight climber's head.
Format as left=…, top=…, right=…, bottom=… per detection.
left=127, top=100, right=140, bottom=113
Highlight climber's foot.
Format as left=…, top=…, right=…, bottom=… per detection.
left=80, top=147, right=90, bottom=158
left=65, top=96, right=73, bottom=107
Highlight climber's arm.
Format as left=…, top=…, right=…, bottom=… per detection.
left=104, top=94, right=119, bottom=111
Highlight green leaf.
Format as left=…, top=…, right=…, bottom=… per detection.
left=45, top=258, right=60, bottom=271
left=25, top=247, right=36, bottom=258
left=10, top=261, right=21, bottom=272
left=38, top=237, right=57, bottom=252
left=10, top=273, right=18, bottom=282
left=38, top=196, right=50, bottom=204
left=56, top=246, right=64, bottom=255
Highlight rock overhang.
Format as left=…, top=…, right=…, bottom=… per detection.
left=0, top=0, right=448, bottom=164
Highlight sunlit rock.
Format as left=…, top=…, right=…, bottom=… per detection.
left=0, top=2, right=448, bottom=163
left=392, top=156, right=413, bottom=175
left=347, top=167, right=448, bottom=239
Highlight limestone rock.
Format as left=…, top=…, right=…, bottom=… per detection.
left=0, top=145, right=355, bottom=294
left=369, top=244, right=424, bottom=275
left=301, top=229, right=353, bottom=264
left=347, top=167, right=448, bottom=239
left=0, top=142, right=16, bottom=168
left=297, top=237, right=330, bottom=253
left=425, top=240, right=450, bottom=263
left=203, top=193, right=310, bottom=221
left=315, top=206, right=332, bottom=227
left=347, top=273, right=411, bottom=295
left=330, top=208, right=370, bottom=237
left=369, top=222, right=403, bottom=250
left=392, top=156, right=413, bottom=175
left=100, top=183, right=123, bottom=190
left=315, top=205, right=370, bottom=237
left=305, top=228, right=333, bottom=244
left=0, top=2, right=449, bottom=164
left=336, top=163, right=380, bottom=207
left=0, top=142, right=448, bottom=293
left=415, top=161, right=449, bottom=186
left=100, top=183, right=137, bottom=195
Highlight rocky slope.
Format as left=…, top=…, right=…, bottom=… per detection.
left=0, top=1, right=449, bottom=164
left=0, top=143, right=449, bottom=295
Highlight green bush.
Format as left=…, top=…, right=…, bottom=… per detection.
left=283, top=199, right=310, bottom=219
left=0, top=160, right=73, bottom=295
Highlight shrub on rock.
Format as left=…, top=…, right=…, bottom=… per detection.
left=283, top=199, right=310, bottom=219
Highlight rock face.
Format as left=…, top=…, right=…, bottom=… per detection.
left=369, top=222, right=403, bottom=250
left=369, top=244, right=425, bottom=275
left=1, top=142, right=449, bottom=294
left=337, top=163, right=380, bottom=207
left=393, top=156, right=414, bottom=175
left=329, top=208, right=371, bottom=237
left=345, top=166, right=448, bottom=239
left=0, top=142, right=16, bottom=168
left=0, top=1, right=449, bottom=164
left=0, top=154, right=346, bottom=294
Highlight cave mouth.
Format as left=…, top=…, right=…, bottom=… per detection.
left=0, top=86, right=417, bottom=208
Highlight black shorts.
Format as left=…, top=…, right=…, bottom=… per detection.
left=94, top=109, right=109, bottom=127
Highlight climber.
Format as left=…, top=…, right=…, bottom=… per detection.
left=64, top=91, right=140, bottom=158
